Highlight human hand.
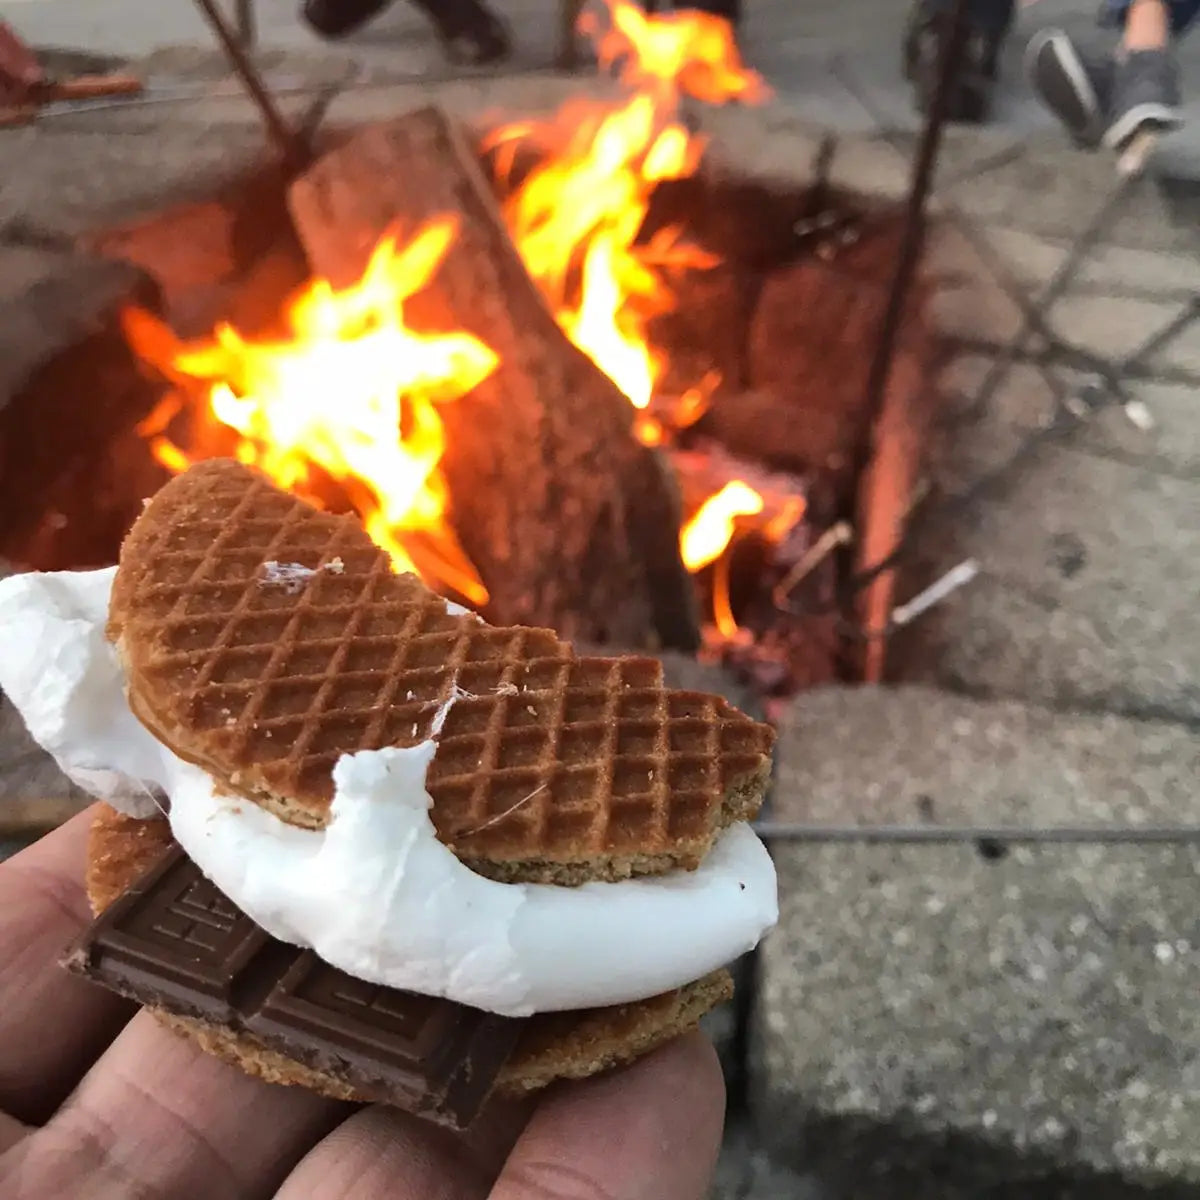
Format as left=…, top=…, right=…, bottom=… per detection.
left=0, top=806, right=726, bottom=1199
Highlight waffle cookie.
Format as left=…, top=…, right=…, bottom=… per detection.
left=108, top=458, right=774, bottom=884
left=85, top=804, right=733, bottom=1102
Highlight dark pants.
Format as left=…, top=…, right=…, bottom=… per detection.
left=925, top=0, right=1016, bottom=37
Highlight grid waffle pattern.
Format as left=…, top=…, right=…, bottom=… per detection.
left=110, top=461, right=774, bottom=878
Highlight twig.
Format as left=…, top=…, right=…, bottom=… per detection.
left=890, top=558, right=979, bottom=627
left=772, top=521, right=853, bottom=610
left=1117, top=128, right=1158, bottom=178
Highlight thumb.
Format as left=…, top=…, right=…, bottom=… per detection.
left=489, top=1032, right=725, bottom=1200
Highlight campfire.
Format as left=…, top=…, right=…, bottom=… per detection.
left=1, top=0, right=935, bottom=704
left=123, top=3, right=806, bottom=652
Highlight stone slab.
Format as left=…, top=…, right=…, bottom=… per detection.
left=771, top=684, right=1200, bottom=829
left=923, top=219, right=1026, bottom=347
left=1048, top=294, right=1200, bottom=374
left=755, top=833, right=1200, bottom=1193
left=977, top=224, right=1200, bottom=302
left=0, top=107, right=304, bottom=240
left=895, top=355, right=1200, bottom=723
left=0, top=244, right=157, bottom=401
left=941, top=138, right=1200, bottom=255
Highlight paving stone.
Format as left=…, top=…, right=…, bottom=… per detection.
left=942, top=138, right=1200, bottom=255
left=923, top=219, right=1026, bottom=346
left=936, top=355, right=1200, bottom=481
left=755, top=827, right=1200, bottom=1192
left=771, top=684, right=1200, bottom=829
left=978, top=224, right=1200, bottom=300
left=1077, top=380, right=1200, bottom=477
left=1048, top=294, right=1200, bottom=373
left=896, top=364, right=1200, bottom=722
left=826, top=134, right=910, bottom=204
left=0, top=118, right=299, bottom=240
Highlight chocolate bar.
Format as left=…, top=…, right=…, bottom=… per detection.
left=63, top=846, right=524, bottom=1128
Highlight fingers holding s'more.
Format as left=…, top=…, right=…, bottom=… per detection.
left=0, top=459, right=779, bottom=1138
left=0, top=806, right=132, bottom=1124
left=14, top=1010, right=347, bottom=1200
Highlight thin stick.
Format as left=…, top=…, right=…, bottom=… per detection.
left=36, top=74, right=143, bottom=102
left=1117, top=128, right=1158, bottom=178
left=191, top=0, right=308, bottom=168
left=772, top=521, right=853, bottom=609
left=890, top=558, right=979, bottom=627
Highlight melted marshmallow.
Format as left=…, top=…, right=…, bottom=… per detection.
left=0, top=568, right=778, bottom=1016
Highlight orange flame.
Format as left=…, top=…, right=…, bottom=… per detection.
left=127, top=217, right=497, bottom=605
left=593, top=0, right=770, bottom=105
left=130, top=0, right=775, bottom=621
left=679, top=480, right=764, bottom=571
left=489, top=0, right=766, bottom=425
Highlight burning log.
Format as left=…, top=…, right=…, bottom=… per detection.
left=288, top=107, right=700, bottom=651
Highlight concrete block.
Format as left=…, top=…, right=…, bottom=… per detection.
left=755, top=836, right=1200, bottom=1194
left=770, top=684, right=1200, bottom=829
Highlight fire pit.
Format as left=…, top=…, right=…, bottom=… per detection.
left=0, top=3, right=934, bottom=716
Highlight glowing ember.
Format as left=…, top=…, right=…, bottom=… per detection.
left=126, top=217, right=497, bottom=605
left=679, top=480, right=764, bottom=572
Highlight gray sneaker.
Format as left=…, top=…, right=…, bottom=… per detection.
left=1103, top=48, right=1184, bottom=150
left=1025, top=28, right=1115, bottom=148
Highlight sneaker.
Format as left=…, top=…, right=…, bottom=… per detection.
left=1025, top=28, right=1115, bottom=147
left=1103, top=48, right=1184, bottom=150
left=301, top=0, right=391, bottom=38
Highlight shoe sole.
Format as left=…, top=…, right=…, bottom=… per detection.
left=1104, top=102, right=1184, bottom=150
left=1024, top=29, right=1102, bottom=144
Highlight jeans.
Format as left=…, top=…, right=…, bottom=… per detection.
left=1101, top=0, right=1200, bottom=36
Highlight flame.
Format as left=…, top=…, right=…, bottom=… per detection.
left=679, top=480, right=764, bottom=571
left=129, top=0, right=777, bottom=625
left=127, top=217, right=497, bottom=605
left=489, top=0, right=766, bottom=427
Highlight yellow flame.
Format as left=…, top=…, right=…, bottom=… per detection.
left=129, top=0, right=777, bottom=624
left=125, top=217, right=497, bottom=605
left=491, top=0, right=766, bottom=432
left=595, top=0, right=771, bottom=104
left=679, top=480, right=764, bottom=571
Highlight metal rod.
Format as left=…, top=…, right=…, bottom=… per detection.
left=854, top=0, right=970, bottom=482
left=191, top=0, right=307, bottom=168
left=1121, top=292, right=1200, bottom=371
left=235, top=0, right=257, bottom=51
left=753, top=823, right=1200, bottom=844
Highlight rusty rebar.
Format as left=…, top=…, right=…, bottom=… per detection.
left=854, top=0, right=971, bottom=485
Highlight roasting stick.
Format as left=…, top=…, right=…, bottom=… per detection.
left=1117, top=128, right=1159, bottom=177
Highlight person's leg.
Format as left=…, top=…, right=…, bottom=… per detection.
left=904, top=0, right=1017, bottom=122
left=302, top=0, right=509, bottom=64
left=1104, top=0, right=1183, bottom=148
left=302, top=0, right=391, bottom=38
